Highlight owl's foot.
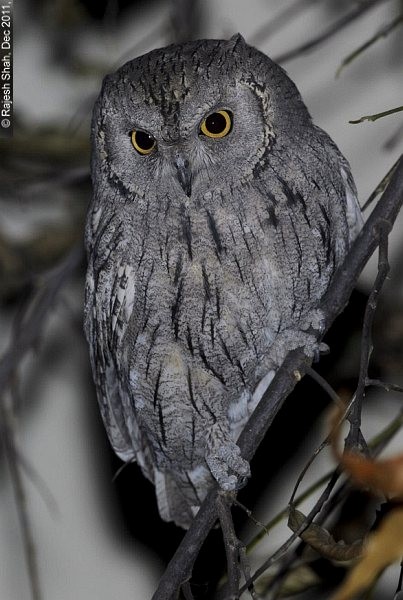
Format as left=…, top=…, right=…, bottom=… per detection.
left=271, top=329, right=328, bottom=365
left=299, top=308, right=328, bottom=362
left=269, top=309, right=328, bottom=366
left=205, top=423, right=251, bottom=491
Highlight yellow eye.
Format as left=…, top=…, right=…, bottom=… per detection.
left=200, top=110, right=232, bottom=139
left=131, top=129, right=156, bottom=155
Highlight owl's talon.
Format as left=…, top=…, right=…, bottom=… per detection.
left=205, top=424, right=251, bottom=491
left=221, top=475, right=238, bottom=491
left=234, top=475, right=249, bottom=491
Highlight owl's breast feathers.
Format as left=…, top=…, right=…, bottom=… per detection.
left=86, top=153, right=356, bottom=481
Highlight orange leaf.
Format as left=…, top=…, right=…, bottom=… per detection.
left=331, top=506, right=403, bottom=600
left=341, top=451, right=403, bottom=497
left=329, top=403, right=403, bottom=498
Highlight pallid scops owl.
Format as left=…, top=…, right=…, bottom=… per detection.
left=84, top=35, right=362, bottom=528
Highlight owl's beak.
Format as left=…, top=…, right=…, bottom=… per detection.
left=174, top=156, right=192, bottom=197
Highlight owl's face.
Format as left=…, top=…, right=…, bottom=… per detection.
left=93, top=36, right=308, bottom=203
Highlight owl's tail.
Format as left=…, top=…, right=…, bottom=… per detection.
left=153, top=465, right=213, bottom=529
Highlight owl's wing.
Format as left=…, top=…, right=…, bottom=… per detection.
left=314, top=126, right=363, bottom=244
left=84, top=259, right=138, bottom=463
left=339, top=161, right=364, bottom=244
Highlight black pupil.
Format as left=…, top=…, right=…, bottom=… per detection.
left=206, top=112, right=227, bottom=134
left=136, top=130, right=154, bottom=150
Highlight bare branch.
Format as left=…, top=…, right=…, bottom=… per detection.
left=181, top=581, right=195, bottom=600
left=336, top=12, right=403, bottom=77
left=383, top=121, right=403, bottom=152
left=0, top=244, right=83, bottom=391
left=349, top=105, right=403, bottom=124
left=274, top=0, right=393, bottom=64
left=247, top=402, right=403, bottom=558
left=216, top=492, right=258, bottom=600
left=395, top=561, right=403, bottom=597
left=217, top=494, right=241, bottom=598
left=366, top=378, right=403, bottom=393
left=346, top=224, right=390, bottom=451
left=362, top=155, right=401, bottom=211
left=250, top=0, right=321, bottom=47
left=0, top=244, right=82, bottom=599
left=306, top=365, right=341, bottom=403
left=0, top=389, right=42, bottom=600
left=240, top=471, right=342, bottom=596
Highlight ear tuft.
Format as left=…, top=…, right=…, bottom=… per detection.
left=229, top=33, right=247, bottom=50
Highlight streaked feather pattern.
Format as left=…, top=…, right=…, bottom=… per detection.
left=84, top=35, right=362, bottom=528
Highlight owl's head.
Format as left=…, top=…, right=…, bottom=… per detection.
left=92, top=35, right=311, bottom=201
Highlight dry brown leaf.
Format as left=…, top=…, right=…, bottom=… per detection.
left=330, top=506, right=403, bottom=600
left=329, top=402, right=403, bottom=498
left=341, top=452, right=403, bottom=497
left=288, top=507, right=363, bottom=563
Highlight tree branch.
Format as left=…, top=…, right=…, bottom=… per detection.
left=250, top=0, right=321, bottom=47
left=346, top=224, right=390, bottom=451
left=0, top=387, right=43, bottom=600
left=273, top=0, right=392, bottom=64
left=0, top=244, right=83, bottom=391
left=0, top=244, right=82, bottom=600
left=349, top=105, right=403, bottom=124
left=336, top=12, right=403, bottom=77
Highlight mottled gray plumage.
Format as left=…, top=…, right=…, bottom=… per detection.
left=84, top=35, right=362, bottom=528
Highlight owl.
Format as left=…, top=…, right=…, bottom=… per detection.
left=84, top=35, right=362, bottom=529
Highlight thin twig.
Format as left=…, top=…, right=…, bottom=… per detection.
left=362, top=155, right=401, bottom=211
left=383, top=121, right=403, bottom=152
left=306, top=365, right=341, bottom=403
left=346, top=223, right=391, bottom=451
left=366, top=378, right=403, bottom=393
left=257, top=391, right=403, bottom=595
left=11, top=446, right=59, bottom=518
left=181, top=581, right=195, bottom=600
left=273, top=0, right=392, bottom=64
left=8, top=376, right=59, bottom=517
left=350, top=105, right=403, bottom=124
left=217, top=493, right=258, bottom=600
left=395, top=560, right=403, bottom=598
left=0, top=245, right=83, bottom=600
left=0, top=245, right=82, bottom=599
left=233, top=499, right=271, bottom=539
left=336, top=12, right=403, bottom=77
left=287, top=390, right=351, bottom=508
left=239, top=471, right=341, bottom=595
left=369, top=407, right=403, bottom=454
left=247, top=402, right=403, bottom=555
left=246, top=470, right=333, bottom=553
left=217, top=494, right=241, bottom=598
left=0, top=392, right=42, bottom=600
left=261, top=541, right=307, bottom=600
left=152, top=156, right=403, bottom=600
left=250, top=0, right=321, bottom=47
left=0, top=244, right=83, bottom=392
left=239, top=546, right=258, bottom=600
